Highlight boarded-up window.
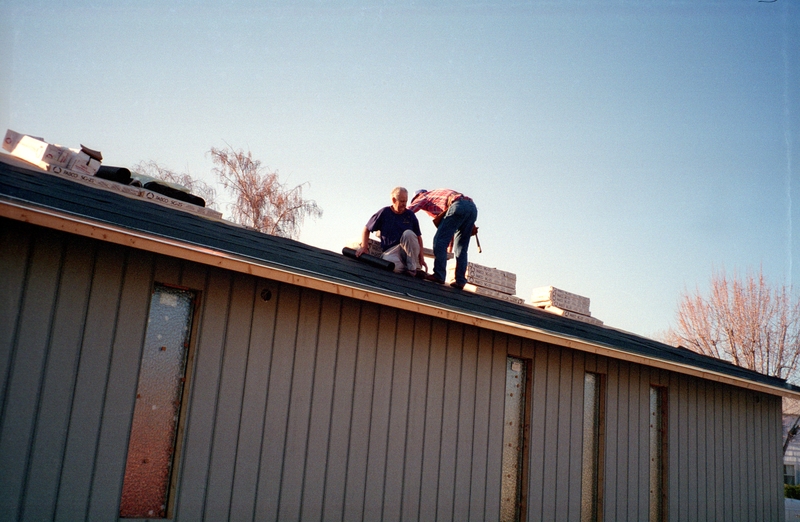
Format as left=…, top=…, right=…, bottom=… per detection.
left=120, top=285, right=196, bottom=518
left=500, top=356, right=528, bottom=522
left=581, top=372, right=605, bottom=522
left=649, top=385, right=668, bottom=522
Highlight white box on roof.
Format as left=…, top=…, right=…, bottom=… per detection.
left=530, top=286, right=591, bottom=315
left=3, top=129, right=71, bottom=169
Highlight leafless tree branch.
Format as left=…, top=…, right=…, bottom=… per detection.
left=209, top=145, right=322, bottom=238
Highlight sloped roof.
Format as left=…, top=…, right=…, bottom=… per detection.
left=1, top=153, right=798, bottom=398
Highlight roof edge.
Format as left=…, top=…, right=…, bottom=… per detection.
left=3, top=197, right=799, bottom=400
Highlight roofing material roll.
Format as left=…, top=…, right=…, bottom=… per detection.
left=342, top=247, right=395, bottom=272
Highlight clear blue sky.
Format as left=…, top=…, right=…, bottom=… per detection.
left=2, top=0, right=797, bottom=339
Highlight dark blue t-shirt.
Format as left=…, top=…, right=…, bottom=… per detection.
left=366, top=206, right=421, bottom=251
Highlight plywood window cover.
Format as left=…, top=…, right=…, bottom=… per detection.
left=3, top=198, right=798, bottom=400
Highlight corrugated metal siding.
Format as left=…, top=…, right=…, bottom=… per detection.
left=0, top=220, right=786, bottom=521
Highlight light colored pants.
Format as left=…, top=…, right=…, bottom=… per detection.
left=381, top=229, right=420, bottom=274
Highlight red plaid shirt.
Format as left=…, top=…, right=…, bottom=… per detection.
left=407, top=189, right=464, bottom=218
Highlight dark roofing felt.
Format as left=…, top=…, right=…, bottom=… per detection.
left=0, top=155, right=795, bottom=394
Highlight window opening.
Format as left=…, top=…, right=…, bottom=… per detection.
left=785, top=464, right=796, bottom=486
left=500, top=356, right=528, bottom=522
left=581, top=372, right=605, bottom=522
left=120, top=284, right=196, bottom=518
left=649, top=385, right=668, bottom=522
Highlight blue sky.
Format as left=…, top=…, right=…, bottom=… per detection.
left=1, top=0, right=797, bottom=338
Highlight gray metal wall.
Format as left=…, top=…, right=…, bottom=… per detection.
left=0, top=219, right=784, bottom=521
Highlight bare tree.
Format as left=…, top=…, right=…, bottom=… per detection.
left=664, top=268, right=800, bottom=453
left=132, top=160, right=217, bottom=209
left=665, top=268, right=800, bottom=383
left=209, top=145, right=322, bottom=238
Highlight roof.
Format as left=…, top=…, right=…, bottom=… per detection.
left=2, top=153, right=799, bottom=399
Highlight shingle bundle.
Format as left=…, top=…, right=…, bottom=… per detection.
left=529, top=286, right=603, bottom=326
left=447, top=262, right=524, bottom=304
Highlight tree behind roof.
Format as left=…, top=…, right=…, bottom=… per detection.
left=209, top=145, right=321, bottom=239
left=664, top=267, right=800, bottom=384
left=132, top=160, right=218, bottom=210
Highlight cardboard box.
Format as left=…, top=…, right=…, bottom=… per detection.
left=3, top=130, right=71, bottom=169
left=66, top=149, right=101, bottom=175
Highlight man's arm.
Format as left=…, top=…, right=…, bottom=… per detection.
left=356, top=226, right=371, bottom=257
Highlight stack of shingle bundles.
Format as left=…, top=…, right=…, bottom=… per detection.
left=529, top=286, right=603, bottom=325
left=447, top=261, right=524, bottom=304
left=3, top=129, right=101, bottom=175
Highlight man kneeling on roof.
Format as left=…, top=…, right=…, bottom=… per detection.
left=356, top=186, right=428, bottom=277
left=408, top=188, right=477, bottom=289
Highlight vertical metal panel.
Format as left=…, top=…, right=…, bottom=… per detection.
left=695, top=380, right=708, bottom=519
left=204, top=274, right=256, bottom=521
left=704, top=381, right=716, bottom=521
left=278, top=288, right=323, bottom=521
left=0, top=229, right=64, bottom=520
left=568, top=351, right=585, bottom=522
left=363, top=306, right=399, bottom=521
left=152, top=254, right=182, bottom=286
left=0, top=220, right=32, bottom=414
left=400, top=315, right=432, bottom=521
left=173, top=269, right=232, bottom=520
left=732, top=387, right=746, bottom=521
left=704, top=382, right=716, bottom=519
left=617, top=362, right=632, bottom=521
left=55, top=243, right=127, bottom=521
left=320, top=297, right=360, bottom=521
left=437, top=323, right=465, bottom=521
left=468, top=329, right=494, bottom=520
left=343, top=302, right=380, bottom=521
left=602, top=358, right=619, bottom=522
left=540, top=345, right=561, bottom=521
left=635, top=366, right=649, bottom=522
left=746, top=389, right=757, bottom=521
left=713, top=385, right=725, bottom=520
left=667, top=375, right=683, bottom=521
left=555, top=350, right=574, bottom=517
left=299, top=292, right=342, bottom=521
left=771, top=396, right=785, bottom=522
left=88, top=249, right=155, bottom=520
left=253, top=283, right=302, bottom=521
left=419, top=319, right=449, bottom=520
left=452, top=325, right=479, bottom=522
left=624, top=361, right=642, bottom=522
left=754, top=393, right=765, bottom=520
left=20, top=236, right=95, bottom=522
left=228, top=278, right=279, bottom=521
left=526, top=342, right=548, bottom=520
left=382, top=310, right=415, bottom=522
left=687, top=376, right=700, bottom=520
left=721, top=386, right=733, bottom=522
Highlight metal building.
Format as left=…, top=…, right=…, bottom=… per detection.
left=1, top=154, right=797, bottom=521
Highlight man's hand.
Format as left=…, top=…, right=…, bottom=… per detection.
left=355, top=245, right=367, bottom=257
left=419, top=256, right=428, bottom=273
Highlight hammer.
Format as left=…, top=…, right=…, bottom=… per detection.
left=472, top=225, right=482, bottom=253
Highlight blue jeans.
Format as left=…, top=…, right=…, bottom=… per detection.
left=432, top=198, right=478, bottom=285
